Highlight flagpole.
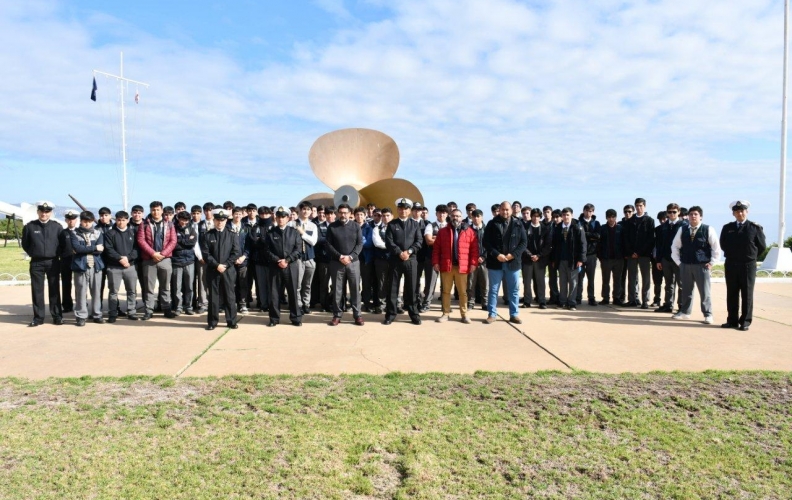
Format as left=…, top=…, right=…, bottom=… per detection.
left=780, top=0, right=789, bottom=250
left=92, top=53, right=149, bottom=213
left=120, top=52, right=128, bottom=212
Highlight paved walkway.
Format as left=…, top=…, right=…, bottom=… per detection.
left=0, top=282, right=790, bottom=378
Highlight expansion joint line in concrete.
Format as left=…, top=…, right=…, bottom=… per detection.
left=497, top=313, right=575, bottom=371
left=174, top=318, right=242, bottom=377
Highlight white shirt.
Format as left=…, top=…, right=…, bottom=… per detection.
left=671, top=223, right=722, bottom=267
left=424, top=220, right=447, bottom=236
left=372, top=222, right=387, bottom=249
left=287, top=219, right=318, bottom=247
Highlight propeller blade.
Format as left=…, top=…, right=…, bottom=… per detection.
left=299, top=192, right=335, bottom=207
left=359, top=178, right=424, bottom=211
left=308, top=128, right=399, bottom=191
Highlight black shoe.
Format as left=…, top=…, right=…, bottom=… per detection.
left=651, top=300, right=661, bottom=307
left=141, top=312, right=153, bottom=321
left=53, top=317, right=64, bottom=326
left=481, top=304, right=489, bottom=310
left=268, top=321, right=277, bottom=327
left=654, top=306, right=671, bottom=313
left=588, top=300, right=597, bottom=306
left=62, top=306, right=73, bottom=314
left=397, top=307, right=405, bottom=314
left=227, top=323, right=239, bottom=329
left=164, top=310, right=177, bottom=319
left=641, top=303, right=649, bottom=310
left=598, top=300, right=610, bottom=305
left=302, top=306, right=311, bottom=315
left=721, top=322, right=738, bottom=329
left=108, top=316, right=117, bottom=324
left=382, top=317, right=393, bottom=325
left=539, top=304, right=547, bottom=310
left=93, top=318, right=105, bottom=324
left=411, top=316, right=422, bottom=325
left=127, top=314, right=140, bottom=321
left=521, top=303, right=531, bottom=308
left=739, top=323, right=751, bottom=331
left=184, top=310, right=195, bottom=316
left=28, top=320, right=43, bottom=327
left=292, top=321, right=302, bottom=327
left=206, top=324, right=216, bottom=331
left=569, top=306, right=577, bottom=311
left=76, top=318, right=86, bottom=327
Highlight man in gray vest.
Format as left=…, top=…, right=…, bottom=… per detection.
left=671, top=206, right=722, bottom=324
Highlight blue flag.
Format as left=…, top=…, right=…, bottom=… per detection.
left=90, top=77, right=97, bottom=101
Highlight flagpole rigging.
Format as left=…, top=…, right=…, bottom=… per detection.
left=92, top=52, right=149, bottom=212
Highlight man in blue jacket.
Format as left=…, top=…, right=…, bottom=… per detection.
left=171, top=210, right=198, bottom=316
left=70, top=211, right=105, bottom=326
left=575, top=203, right=601, bottom=306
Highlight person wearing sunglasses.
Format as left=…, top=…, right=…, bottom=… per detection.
left=655, top=203, right=687, bottom=313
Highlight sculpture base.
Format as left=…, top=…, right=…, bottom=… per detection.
left=760, top=246, right=792, bottom=271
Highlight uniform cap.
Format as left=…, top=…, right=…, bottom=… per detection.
left=275, top=206, right=289, bottom=217
left=729, top=200, right=751, bottom=211
left=412, top=202, right=423, bottom=210
left=64, top=209, right=79, bottom=219
left=396, top=198, right=413, bottom=209
left=36, top=201, right=55, bottom=211
left=212, top=208, right=230, bottom=220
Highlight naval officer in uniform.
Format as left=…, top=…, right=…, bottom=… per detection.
left=719, top=200, right=767, bottom=331
left=383, top=198, right=424, bottom=325
left=264, top=206, right=303, bottom=327
left=22, top=201, right=64, bottom=326
left=200, top=208, right=241, bottom=331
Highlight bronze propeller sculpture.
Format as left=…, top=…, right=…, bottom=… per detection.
left=301, top=128, right=424, bottom=209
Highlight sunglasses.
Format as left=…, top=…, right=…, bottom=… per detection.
left=624, top=210, right=634, bottom=214
left=667, top=210, right=678, bottom=214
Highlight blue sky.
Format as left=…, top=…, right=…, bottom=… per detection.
left=0, top=0, right=790, bottom=241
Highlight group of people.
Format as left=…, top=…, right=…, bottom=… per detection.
left=21, top=196, right=766, bottom=332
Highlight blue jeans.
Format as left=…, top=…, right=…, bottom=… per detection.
left=487, top=267, right=520, bottom=318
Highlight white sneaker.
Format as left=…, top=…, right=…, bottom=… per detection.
left=703, top=315, right=713, bottom=325
left=672, top=312, right=690, bottom=320
left=435, top=314, right=449, bottom=323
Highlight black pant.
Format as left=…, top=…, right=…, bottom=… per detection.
left=207, top=266, right=237, bottom=327
left=60, top=255, right=74, bottom=311
left=386, top=257, right=420, bottom=320
left=725, top=261, right=756, bottom=326
left=30, top=258, right=62, bottom=322
left=269, top=263, right=302, bottom=324
left=651, top=257, right=664, bottom=303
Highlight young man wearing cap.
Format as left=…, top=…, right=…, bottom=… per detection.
left=551, top=207, right=587, bottom=311
left=720, top=201, right=766, bottom=331
left=598, top=209, right=626, bottom=305
left=655, top=203, right=686, bottom=313
left=229, top=207, right=252, bottom=314
left=103, top=211, right=140, bottom=321
left=383, top=198, right=424, bottom=325
left=264, top=207, right=303, bottom=327
left=70, top=211, right=105, bottom=326
left=482, top=201, right=527, bottom=323
left=136, top=201, right=178, bottom=320
left=171, top=211, right=198, bottom=316
left=288, top=201, right=318, bottom=316
left=624, top=198, right=656, bottom=308
left=200, top=209, right=241, bottom=330
left=433, top=209, right=479, bottom=323
left=671, top=206, right=722, bottom=324
left=59, top=209, right=80, bottom=313
left=326, top=203, right=364, bottom=325
left=250, top=206, right=273, bottom=312
left=193, top=202, right=215, bottom=314
left=22, top=201, right=64, bottom=326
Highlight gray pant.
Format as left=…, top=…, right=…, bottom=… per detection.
left=421, top=258, right=439, bottom=306
left=194, top=260, right=208, bottom=308
left=558, top=262, right=579, bottom=307
left=679, top=263, right=712, bottom=317
left=171, top=264, right=195, bottom=313
left=254, top=264, right=270, bottom=310
left=330, top=260, right=361, bottom=318
left=522, top=260, right=546, bottom=305
left=107, top=266, right=138, bottom=317
left=296, top=259, right=316, bottom=309
left=627, top=256, right=651, bottom=305
left=74, top=266, right=103, bottom=320
left=144, top=258, right=173, bottom=314
left=599, top=258, right=624, bottom=302
left=661, top=258, right=681, bottom=309
left=467, top=263, right=488, bottom=307
left=575, top=254, right=598, bottom=303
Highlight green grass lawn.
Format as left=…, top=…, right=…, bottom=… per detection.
left=0, top=244, right=29, bottom=278
left=1, top=372, right=790, bottom=499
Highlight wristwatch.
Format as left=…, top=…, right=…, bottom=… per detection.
left=407, top=249, right=413, bottom=255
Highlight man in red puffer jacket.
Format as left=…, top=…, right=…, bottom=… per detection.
left=432, top=208, right=479, bottom=324
left=136, top=201, right=178, bottom=320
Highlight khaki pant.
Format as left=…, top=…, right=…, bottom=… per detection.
left=440, top=266, right=468, bottom=317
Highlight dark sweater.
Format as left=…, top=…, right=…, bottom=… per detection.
left=326, top=220, right=363, bottom=262
left=22, top=219, right=62, bottom=260
left=103, top=226, right=139, bottom=268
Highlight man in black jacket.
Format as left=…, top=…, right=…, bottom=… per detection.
left=264, top=207, right=303, bottom=327
left=521, top=208, right=551, bottom=309
left=551, top=207, right=587, bottom=311
left=467, top=209, right=488, bottom=311
left=200, top=208, right=241, bottom=331
left=384, top=198, right=424, bottom=325
left=22, top=201, right=64, bottom=327
left=483, top=201, right=527, bottom=324
left=326, top=203, right=364, bottom=325
left=249, top=206, right=273, bottom=312
left=598, top=209, right=626, bottom=305
left=651, top=210, right=667, bottom=308
left=104, top=211, right=140, bottom=322
left=575, top=203, right=601, bottom=306
left=171, top=211, right=198, bottom=316
left=59, top=209, right=79, bottom=313
left=655, top=203, right=686, bottom=313
left=720, top=200, right=767, bottom=331
left=625, top=197, right=655, bottom=308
